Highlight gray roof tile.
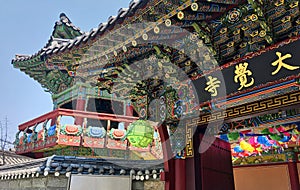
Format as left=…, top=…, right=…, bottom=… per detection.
left=0, top=151, right=32, bottom=166
left=0, top=155, right=163, bottom=180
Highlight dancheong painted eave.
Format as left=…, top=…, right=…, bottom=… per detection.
left=15, top=0, right=300, bottom=100
left=11, top=0, right=243, bottom=95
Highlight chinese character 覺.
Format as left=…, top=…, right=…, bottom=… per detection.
left=271, top=51, right=299, bottom=75
left=205, top=76, right=221, bottom=97
left=234, top=62, right=254, bottom=90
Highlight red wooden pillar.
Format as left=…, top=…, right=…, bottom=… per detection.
left=125, top=103, right=133, bottom=116
left=50, top=117, right=57, bottom=126
left=125, top=104, right=133, bottom=127
left=186, top=126, right=201, bottom=190
left=158, top=128, right=186, bottom=190
left=288, top=162, right=300, bottom=190
left=76, top=99, right=86, bottom=111
left=158, top=123, right=235, bottom=190
left=186, top=157, right=197, bottom=190
left=74, top=98, right=86, bottom=125
left=158, top=123, right=175, bottom=190
left=174, top=159, right=186, bottom=190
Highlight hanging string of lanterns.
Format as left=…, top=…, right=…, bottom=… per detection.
left=219, top=124, right=300, bottom=158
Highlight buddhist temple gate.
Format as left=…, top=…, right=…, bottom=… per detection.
left=8, top=0, right=300, bottom=190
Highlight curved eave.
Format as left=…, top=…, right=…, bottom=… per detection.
left=12, top=0, right=239, bottom=66
left=12, top=0, right=243, bottom=95
left=44, top=0, right=242, bottom=65
left=12, top=55, right=45, bottom=69
left=24, top=0, right=146, bottom=61
left=12, top=12, right=85, bottom=65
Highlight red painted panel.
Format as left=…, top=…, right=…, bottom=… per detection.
left=106, top=138, right=127, bottom=150
left=202, top=169, right=235, bottom=190
left=58, top=134, right=81, bottom=146
left=128, top=145, right=150, bottom=152
left=83, top=137, right=105, bottom=148
left=199, top=134, right=235, bottom=190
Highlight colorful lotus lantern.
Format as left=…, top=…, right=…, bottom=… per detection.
left=123, top=120, right=154, bottom=148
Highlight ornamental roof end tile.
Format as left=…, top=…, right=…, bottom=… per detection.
left=58, top=12, right=84, bottom=35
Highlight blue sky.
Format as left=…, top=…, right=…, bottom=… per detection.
left=0, top=0, right=131, bottom=141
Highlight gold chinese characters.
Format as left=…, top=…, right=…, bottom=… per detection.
left=271, top=51, right=299, bottom=75
left=234, top=62, right=254, bottom=90
left=205, top=76, right=221, bottom=97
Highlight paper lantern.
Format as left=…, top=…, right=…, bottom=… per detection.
left=220, top=134, right=229, bottom=142
left=233, top=145, right=244, bottom=153
left=228, top=132, right=240, bottom=141
left=248, top=137, right=260, bottom=148
left=257, top=136, right=272, bottom=147
left=124, top=120, right=154, bottom=148
left=240, top=140, right=255, bottom=152
left=279, top=135, right=291, bottom=143
left=269, top=134, right=283, bottom=141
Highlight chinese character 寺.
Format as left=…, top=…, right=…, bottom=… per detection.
left=205, top=76, right=221, bottom=97
left=234, top=62, right=254, bottom=90
left=271, top=51, right=299, bottom=75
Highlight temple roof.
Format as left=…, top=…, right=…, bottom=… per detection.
left=13, top=13, right=84, bottom=63
left=0, top=150, right=33, bottom=166
left=12, top=0, right=239, bottom=94
left=11, top=0, right=300, bottom=103
left=0, top=155, right=163, bottom=180
left=12, top=0, right=141, bottom=64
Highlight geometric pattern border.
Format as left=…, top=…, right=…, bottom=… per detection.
left=185, top=90, right=300, bottom=158
left=198, top=90, right=300, bottom=125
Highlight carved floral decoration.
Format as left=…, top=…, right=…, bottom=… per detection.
left=60, top=124, right=83, bottom=136
left=86, top=126, right=106, bottom=138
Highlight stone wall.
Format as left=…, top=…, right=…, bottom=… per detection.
left=144, top=180, right=165, bottom=190
left=0, top=177, right=164, bottom=190
left=132, top=180, right=164, bottom=190
left=0, top=176, right=68, bottom=190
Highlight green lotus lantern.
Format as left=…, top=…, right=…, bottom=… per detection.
left=123, top=120, right=154, bottom=148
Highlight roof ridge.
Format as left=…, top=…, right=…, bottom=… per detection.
left=45, top=13, right=84, bottom=47
left=12, top=1, right=143, bottom=64
left=0, top=157, right=47, bottom=172
left=56, top=12, right=84, bottom=36
left=12, top=13, right=85, bottom=63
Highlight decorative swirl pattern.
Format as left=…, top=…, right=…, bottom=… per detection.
left=227, top=8, right=241, bottom=23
